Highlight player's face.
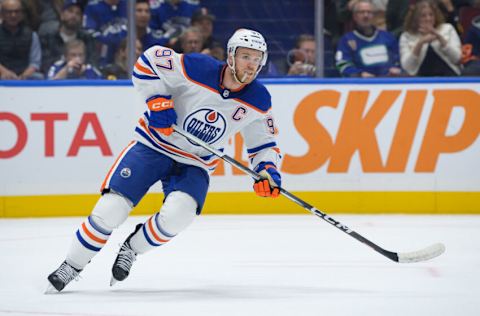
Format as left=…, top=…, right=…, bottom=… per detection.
left=233, top=47, right=263, bottom=84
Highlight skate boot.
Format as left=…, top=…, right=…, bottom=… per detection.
left=110, top=223, right=142, bottom=286
left=46, top=261, right=82, bottom=292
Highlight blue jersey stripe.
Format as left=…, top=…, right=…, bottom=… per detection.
left=140, top=53, right=156, bottom=73
left=133, top=72, right=160, bottom=80
left=247, top=142, right=277, bottom=154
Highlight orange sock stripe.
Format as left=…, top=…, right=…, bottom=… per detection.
left=148, top=216, right=169, bottom=243
left=82, top=222, right=107, bottom=244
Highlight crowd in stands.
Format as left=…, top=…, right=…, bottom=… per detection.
left=1, top=0, right=480, bottom=80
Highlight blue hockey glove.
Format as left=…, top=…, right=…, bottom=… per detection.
left=147, top=96, right=177, bottom=136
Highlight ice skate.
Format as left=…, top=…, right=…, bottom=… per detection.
left=46, top=261, right=82, bottom=293
left=110, top=223, right=141, bottom=286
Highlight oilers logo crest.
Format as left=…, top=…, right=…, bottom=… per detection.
left=183, top=109, right=226, bottom=145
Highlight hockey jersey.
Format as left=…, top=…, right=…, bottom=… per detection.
left=132, top=46, right=281, bottom=174
left=336, top=29, right=400, bottom=77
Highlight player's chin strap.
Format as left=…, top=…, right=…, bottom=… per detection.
left=227, top=57, right=248, bottom=84
left=172, top=125, right=446, bottom=264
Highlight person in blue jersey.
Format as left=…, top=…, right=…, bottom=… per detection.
left=463, top=15, right=480, bottom=76
left=47, top=28, right=283, bottom=292
left=149, top=0, right=200, bottom=38
left=335, top=0, right=402, bottom=78
left=111, top=0, right=170, bottom=53
left=47, top=39, right=103, bottom=80
left=83, top=0, right=128, bottom=66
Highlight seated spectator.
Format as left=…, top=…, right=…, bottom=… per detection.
left=287, top=34, right=317, bottom=76
left=149, top=0, right=200, bottom=39
left=22, top=0, right=65, bottom=37
left=176, top=26, right=204, bottom=54
left=462, top=15, right=480, bottom=75
left=338, top=0, right=387, bottom=30
left=190, top=8, right=223, bottom=59
left=102, top=38, right=143, bottom=80
left=47, top=39, right=103, bottom=80
left=336, top=0, right=402, bottom=77
left=114, top=0, right=169, bottom=51
left=0, top=0, right=43, bottom=80
left=465, top=15, right=480, bottom=55
left=83, top=0, right=128, bottom=66
left=399, top=0, right=462, bottom=76
left=40, top=0, right=96, bottom=76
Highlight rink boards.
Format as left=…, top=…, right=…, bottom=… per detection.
left=1, top=78, right=479, bottom=216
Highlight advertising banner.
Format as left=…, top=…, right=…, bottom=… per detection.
left=1, top=80, right=479, bottom=216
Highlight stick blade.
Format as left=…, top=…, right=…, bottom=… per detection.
left=397, top=242, right=445, bottom=263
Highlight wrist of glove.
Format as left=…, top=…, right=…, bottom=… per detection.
left=253, top=162, right=282, bottom=198
left=147, top=96, right=177, bottom=136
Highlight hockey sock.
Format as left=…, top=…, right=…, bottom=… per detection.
left=66, top=216, right=112, bottom=269
left=129, top=213, right=175, bottom=254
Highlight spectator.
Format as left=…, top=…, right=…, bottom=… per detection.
left=47, top=39, right=103, bottom=80
left=461, top=15, right=480, bottom=75
left=338, top=0, right=388, bottom=30
left=177, top=26, right=204, bottom=53
left=83, top=0, right=128, bottom=66
left=117, top=0, right=169, bottom=51
left=40, top=0, right=96, bottom=76
left=0, top=0, right=43, bottom=80
left=149, top=0, right=200, bottom=38
left=21, top=0, right=65, bottom=36
left=287, top=34, right=317, bottom=76
left=102, top=38, right=143, bottom=80
left=336, top=0, right=402, bottom=77
left=399, top=0, right=462, bottom=76
left=190, top=8, right=222, bottom=56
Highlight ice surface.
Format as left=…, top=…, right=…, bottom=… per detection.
left=0, top=215, right=479, bottom=316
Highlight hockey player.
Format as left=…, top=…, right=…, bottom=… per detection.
left=47, top=28, right=282, bottom=292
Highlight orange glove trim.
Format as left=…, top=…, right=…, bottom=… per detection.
left=254, top=179, right=275, bottom=197
left=152, top=126, right=174, bottom=136
left=147, top=97, right=174, bottom=112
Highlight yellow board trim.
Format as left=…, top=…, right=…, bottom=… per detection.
left=1, top=191, right=479, bottom=217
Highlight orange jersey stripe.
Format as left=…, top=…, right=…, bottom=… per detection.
left=139, top=118, right=219, bottom=167
left=135, top=61, right=156, bottom=76
left=180, top=56, right=269, bottom=114
left=100, top=141, right=136, bottom=191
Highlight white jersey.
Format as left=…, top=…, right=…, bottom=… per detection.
left=132, top=46, right=281, bottom=173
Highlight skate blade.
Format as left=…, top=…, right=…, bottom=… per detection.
left=110, top=276, right=118, bottom=287
left=44, top=283, right=58, bottom=294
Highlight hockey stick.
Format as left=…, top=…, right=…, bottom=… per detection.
left=173, top=125, right=445, bottom=263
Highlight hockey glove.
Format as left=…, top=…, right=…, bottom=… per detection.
left=147, top=96, right=177, bottom=136
left=253, top=162, right=281, bottom=198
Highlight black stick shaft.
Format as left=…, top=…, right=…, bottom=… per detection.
left=173, top=126, right=399, bottom=262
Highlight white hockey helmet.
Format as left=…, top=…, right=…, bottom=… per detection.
left=226, top=28, right=268, bottom=81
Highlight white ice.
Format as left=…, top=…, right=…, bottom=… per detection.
left=0, top=214, right=479, bottom=316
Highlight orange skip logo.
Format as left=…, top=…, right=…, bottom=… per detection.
left=213, top=89, right=480, bottom=175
